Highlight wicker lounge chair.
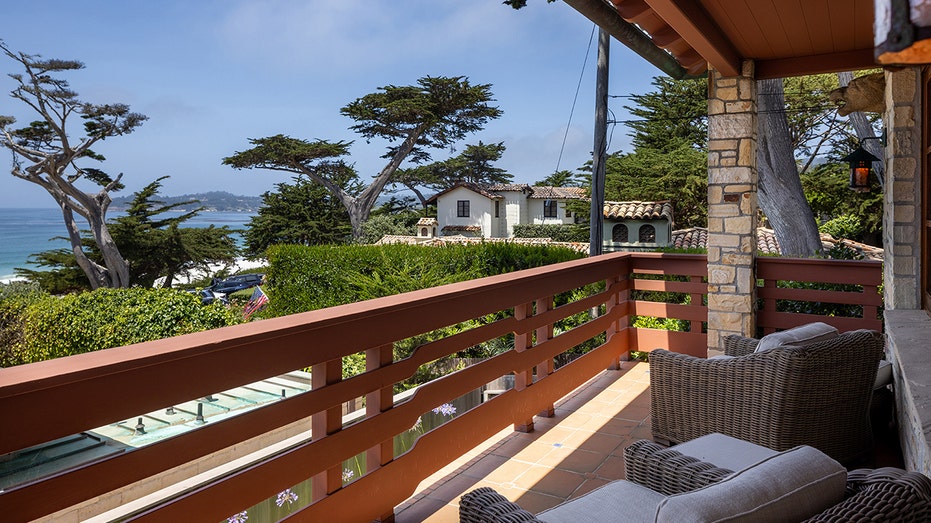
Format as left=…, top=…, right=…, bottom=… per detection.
left=459, top=435, right=931, bottom=522
left=649, top=328, right=884, bottom=464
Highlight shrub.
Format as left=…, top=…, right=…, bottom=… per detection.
left=264, top=242, right=584, bottom=316
left=512, top=224, right=588, bottom=242
left=3, top=288, right=241, bottom=366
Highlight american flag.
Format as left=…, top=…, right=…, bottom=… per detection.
left=243, top=286, right=269, bottom=320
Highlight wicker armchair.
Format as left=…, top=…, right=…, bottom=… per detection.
left=649, top=329, right=884, bottom=464
left=459, top=439, right=931, bottom=523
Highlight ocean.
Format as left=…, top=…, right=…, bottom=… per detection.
left=0, top=208, right=256, bottom=281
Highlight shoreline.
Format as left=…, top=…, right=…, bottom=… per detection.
left=1, top=258, right=267, bottom=288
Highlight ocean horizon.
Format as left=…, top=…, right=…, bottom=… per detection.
left=0, top=208, right=255, bottom=281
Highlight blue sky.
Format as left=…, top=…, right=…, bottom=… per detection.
left=0, top=1, right=662, bottom=208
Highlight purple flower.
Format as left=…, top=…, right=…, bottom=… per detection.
left=342, top=469, right=355, bottom=482
left=432, top=403, right=456, bottom=416
left=227, top=511, right=248, bottom=523
left=275, top=488, right=298, bottom=507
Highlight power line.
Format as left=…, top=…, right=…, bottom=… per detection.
left=555, top=24, right=597, bottom=174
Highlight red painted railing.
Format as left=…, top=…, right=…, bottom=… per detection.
left=0, top=253, right=881, bottom=521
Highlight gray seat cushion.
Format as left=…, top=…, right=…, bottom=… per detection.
left=537, top=480, right=665, bottom=523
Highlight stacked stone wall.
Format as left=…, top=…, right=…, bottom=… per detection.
left=706, top=61, right=758, bottom=352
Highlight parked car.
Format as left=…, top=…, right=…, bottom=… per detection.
left=207, top=273, right=265, bottom=295
left=186, top=289, right=230, bottom=306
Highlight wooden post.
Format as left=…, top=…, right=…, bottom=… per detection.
left=534, top=296, right=555, bottom=417
left=513, top=302, right=534, bottom=432
left=311, top=358, right=343, bottom=501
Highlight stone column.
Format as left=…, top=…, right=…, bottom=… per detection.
left=883, top=67, right=922, bottom=309
left=706, top=61, right=758, bottom=354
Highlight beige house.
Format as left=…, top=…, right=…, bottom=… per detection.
left=427, top=182, right=586, bottom=238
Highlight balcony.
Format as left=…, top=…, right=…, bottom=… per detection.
left=0, top=252, right=885, bottom=522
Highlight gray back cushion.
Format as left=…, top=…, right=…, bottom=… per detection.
left=755, top=322, right=838, bottom=352
left=655, top=445, right=846, bottom=522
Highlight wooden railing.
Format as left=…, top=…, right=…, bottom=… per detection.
left=0, top=253, right=882, bottom=521
left=756, top=257, right=883, bottom=334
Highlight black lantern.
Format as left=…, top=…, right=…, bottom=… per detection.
left=841, top=145, right=880, bottom=192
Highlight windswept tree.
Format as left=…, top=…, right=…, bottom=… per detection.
left=224, top=76, right=502, bottom=238
left=0, top=42, right=147, bottom=288
left=17, top=177, right=239, bottom=290
left=391, top=140, right=512, bottom=208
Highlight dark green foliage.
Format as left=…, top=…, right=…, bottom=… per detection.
left=534, top=169, right=584, bottom=187
left=263, top=243, right=584, bottom=316
left=108, top=177, right=239, bottom=287
left=0, top=288, right=241, bottom=367
left=512, top=224, right=589, bottom=242
left=355, top=212, right=419, bottom=244
left=604, top=142, right=707, bottom=228
left=15, top=247, right=90, bottom=294
left=244, top=176, right=355, bottom=256
left=18, top=178, right=241, bottom=290
left=625, top=77, right=707, bottom=152
left=801, top=162, right=883, bottom=244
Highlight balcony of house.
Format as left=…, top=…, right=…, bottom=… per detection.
left=0, top=252, right=889, bottom=522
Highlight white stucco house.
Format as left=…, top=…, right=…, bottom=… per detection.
left=426, top=183, right=586, bottom=238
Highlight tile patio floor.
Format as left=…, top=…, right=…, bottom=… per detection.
left=394, top=360, right=653, bottom=522
left=394, top=359, right=904, bottom=523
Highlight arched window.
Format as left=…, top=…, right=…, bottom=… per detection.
left=612, top=224, right=629, bottom=243
left=420, top=227, right=428, bottom=236
left=639, top=224, right=656, bottom=243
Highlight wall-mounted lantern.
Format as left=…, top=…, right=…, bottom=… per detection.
left=841, top=145, right=881, bottom=192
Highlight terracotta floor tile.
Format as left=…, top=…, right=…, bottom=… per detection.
left=594, top=454, right=627, bottom=481
left=522, top=467, right=586, bottom=498
left=535, top=446, right=605, bottom=474
left=459, top=453, right=510, bottom=480
left=510, top=488, right=564, bottom=514
left=562, top=431, right=626, bottom=454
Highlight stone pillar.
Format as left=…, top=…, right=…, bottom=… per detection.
left=883, top=67, right=922, bottom=309
left=706, top=61, right=758, bottom=354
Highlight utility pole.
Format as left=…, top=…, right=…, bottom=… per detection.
left=589, top=28, right=609, bottom=257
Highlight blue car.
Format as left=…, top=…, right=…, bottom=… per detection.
left=207, top=273, right=265, bottom=295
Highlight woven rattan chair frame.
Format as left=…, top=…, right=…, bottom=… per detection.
left=460, top=439, right=931, bottom=522
left=649, top=329, right=884, bottom=464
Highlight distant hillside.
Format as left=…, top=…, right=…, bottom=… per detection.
left=111, top=191, right=262, bottom=212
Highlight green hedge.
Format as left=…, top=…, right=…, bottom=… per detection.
left=263, top=242, right=585, bottom=316
left=512, top=224, right=589, bottom=242
left=1, top=287, right=241, bottom=367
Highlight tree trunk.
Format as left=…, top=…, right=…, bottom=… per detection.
left=756, top=78, right=824, bottom=257
left=60, top=205, right=109, bottom=289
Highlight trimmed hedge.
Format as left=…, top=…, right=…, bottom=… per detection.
left=512, top=224, right=589, bottom=243
left=1, top=288, right=241, bottom=367
left=263, top=242, right=586, bottom=316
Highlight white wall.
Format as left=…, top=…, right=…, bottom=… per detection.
left=528, top=199, right=576, bottom=226
left=436, top=186, right=494, bottom=237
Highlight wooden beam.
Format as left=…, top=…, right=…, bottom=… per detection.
left=755, top=48, right=876, bottom=80
left=644, top=0, right=741, bottom=76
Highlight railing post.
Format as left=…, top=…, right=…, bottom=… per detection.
left=311, top=358, right=343, bottom=501
left=513, top=302, right=535, bottom=433
left=366, top=343, right=395, bottom=522
left=689, top=274, right=704, bottom=335
left=605, top=276, right=624, bottom=369
left=534, top=296, right=556, bottom=418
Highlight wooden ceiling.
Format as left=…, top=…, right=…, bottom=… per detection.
left=609, top=0, right=876, bottom=78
